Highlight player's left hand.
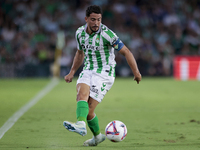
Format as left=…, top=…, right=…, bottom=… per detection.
left=134, top=73, right=142, bottom=84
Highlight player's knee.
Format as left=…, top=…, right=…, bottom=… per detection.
left=76, top=92, right=89, bottom=101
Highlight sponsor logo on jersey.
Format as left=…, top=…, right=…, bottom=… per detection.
left=81, top=44, right=101, bottom=51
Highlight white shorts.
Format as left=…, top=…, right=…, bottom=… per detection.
left=77, top=70, right=115, bottom=102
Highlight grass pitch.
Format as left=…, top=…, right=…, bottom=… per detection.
left=0, top=77, right=200, bottom=150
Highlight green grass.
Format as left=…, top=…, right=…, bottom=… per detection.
left=0, top=77, right=200, bottom=150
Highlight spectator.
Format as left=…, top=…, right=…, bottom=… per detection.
left=0, top=0, right=200, bottom=77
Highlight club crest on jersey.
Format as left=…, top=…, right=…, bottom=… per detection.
left=96, top=38, right=100, bottom=44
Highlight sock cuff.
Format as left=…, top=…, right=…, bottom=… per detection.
left=77, top=100, right=88, bottom=107
left=87, top=115, right=99, bottom=126
left=87, top=115, right=100, bottom=136
left=77, top=100, right=87, bottom=103
left=87, top=114, right=96, bottom=122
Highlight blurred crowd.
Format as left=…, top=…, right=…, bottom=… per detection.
left=1, top=0, right=200, bottom=77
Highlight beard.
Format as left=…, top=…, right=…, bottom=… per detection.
left=90, top=25, right=99, bottom=33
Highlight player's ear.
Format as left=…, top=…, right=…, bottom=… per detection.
left=85, top=17, right=88, bottom=22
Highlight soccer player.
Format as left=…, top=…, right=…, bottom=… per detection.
left=63, top=5, right=141, bottom=146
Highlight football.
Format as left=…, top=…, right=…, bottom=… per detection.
left=105, top=120, right=127, bottom=142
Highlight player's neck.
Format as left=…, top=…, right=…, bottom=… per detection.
left=86, top=27, right=94, bottom=35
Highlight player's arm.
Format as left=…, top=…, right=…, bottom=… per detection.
left=119, top=45, right=142, bottom=84
left=64, top=49, right=84, bottom=83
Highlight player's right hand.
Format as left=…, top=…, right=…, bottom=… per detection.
left=64, top=73, right=74, bottom=83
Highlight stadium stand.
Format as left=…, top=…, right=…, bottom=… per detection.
left=0, top=0, right=200, bottom=77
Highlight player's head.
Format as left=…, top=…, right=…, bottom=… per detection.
left=85, top=5, right=102, bottom=33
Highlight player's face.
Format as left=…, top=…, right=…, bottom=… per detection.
left=85, top=13, right=102, bottom=34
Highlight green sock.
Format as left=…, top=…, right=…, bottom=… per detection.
left=87, top=115, right=101, bottom=136
left=76, top=101, right=89, bottom=123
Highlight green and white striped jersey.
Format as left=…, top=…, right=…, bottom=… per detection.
left=75, top=23, right=124, bottom=77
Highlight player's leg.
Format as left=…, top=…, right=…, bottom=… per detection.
left=76, top=83, right=90, bottom=123
left=63, top=83, right=90, bottom=136
left=83, top=97, right=106, bottom=146
left=83, top=73, right=114, bottom=146
left=87, top=97, right=100, bottom=135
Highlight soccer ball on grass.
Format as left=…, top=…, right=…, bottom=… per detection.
left=105, top=120, right=127, bottom=142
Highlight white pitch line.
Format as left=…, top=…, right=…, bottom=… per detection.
left=0, top=78, right=59, bottom=139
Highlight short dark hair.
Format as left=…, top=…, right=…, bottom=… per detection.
left=86, top=5, right=102, bottom=17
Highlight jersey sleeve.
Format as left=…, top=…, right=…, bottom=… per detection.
left=103, top=27, right=124, bottom=51
left=75, top=30, right=82, bottom=50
